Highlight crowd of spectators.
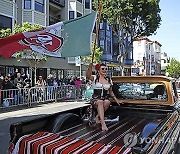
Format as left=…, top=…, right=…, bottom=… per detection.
left=0, top=72, right=90, bottom=107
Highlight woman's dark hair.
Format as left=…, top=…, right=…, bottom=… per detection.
left=95, top=63, right=106, bottom=71
left=100, top=63, right=106, bottom=67
left=95, top=63, right=110, bottom=84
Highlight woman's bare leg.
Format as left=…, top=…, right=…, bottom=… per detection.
left=95, top=108, right=101, bottom=124
left=96, top=100, right=108, bottom=131
left=104, top=99, right=111, bottom=111
left=95, top=99, right=110, bottom=124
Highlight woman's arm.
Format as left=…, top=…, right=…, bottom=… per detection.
left=109, top=87, right=124, bottom=105
left=86, top=63, right=94, bottom=81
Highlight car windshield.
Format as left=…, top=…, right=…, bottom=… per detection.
left=113, top=82, right=168, bottom=102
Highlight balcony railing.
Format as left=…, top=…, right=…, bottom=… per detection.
left=50, top=0, right=65, bottom=7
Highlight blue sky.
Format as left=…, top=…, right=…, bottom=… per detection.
left=149, top=0, right=180, bottom=61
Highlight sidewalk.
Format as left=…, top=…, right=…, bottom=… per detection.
left=0, top=100, right=90, bottom=120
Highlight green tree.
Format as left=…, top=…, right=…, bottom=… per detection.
left=94, top=0, right=161, bottom=75
left=81, top=43, right=103, bottom=65
left=166, top=58, right=180, bottom=78
left=0, top=22, right=47, bottom=84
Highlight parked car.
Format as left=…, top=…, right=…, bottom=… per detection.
left=9, top=76, right=180, bottom=153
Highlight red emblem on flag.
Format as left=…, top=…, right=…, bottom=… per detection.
left=22, top=32, right=63, bottom=52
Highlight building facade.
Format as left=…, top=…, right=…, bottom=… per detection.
left=0, top=0, right=134, bottom=79
left=98, top=21, right=133, bottom=76
left=0, top=0, right=93, bottom=80
left=133, top=38, right=162, bottom=76
left=161, top=52, right=170, bottom=75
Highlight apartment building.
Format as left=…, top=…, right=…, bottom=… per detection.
left=133, top=38, right=162, bottom=76
left=0, top=0, right=133, bottom=79
left=0, top=0, right=92, bottom=80
left=161, top=52, right=170, bottom=75
left=98, top=21, right=133, bottom=76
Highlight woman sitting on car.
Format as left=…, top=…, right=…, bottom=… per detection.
left=86, top=63, right=123, bottom=131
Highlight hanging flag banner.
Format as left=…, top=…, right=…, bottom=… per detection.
left=0, top=12, right=97, bottom=58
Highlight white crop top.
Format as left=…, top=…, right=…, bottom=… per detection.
left=92, top=75, right=113, bottom=90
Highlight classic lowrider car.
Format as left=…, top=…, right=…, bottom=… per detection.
left=9, top=76, right=180, bottom=153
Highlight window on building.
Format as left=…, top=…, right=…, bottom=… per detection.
left=77, top=0, right=82, bottom=3
left=100, top=40, right=104, bottom=49
left=77, top=12, right=82, bottom=17
left=69, top=11, right=75, bottom=20
left=0, top=15, right=12, bottom=30
left=106, top=31, right=110, bottom=36
left=107, top=24, right=110, bottom=31
left=100, top=23, right=103, bottom=29
left=113, top=44, right=119, bottom=55
left=50, top=0, right=65, bottom=7
left=35, top=0, right=44, bottom=13
left=6, top=66, right=15, bottom=75
left=0, top=66, right=5, bottom=76
left=49, top=16, right=60, bottom=25
left=152, top=55, right=154, bottom=62
left=67, top=70, right=75, bottom=76
left=85, top=0, right=90, bottom=9
left=149, top=44, right=151, bottom=50
left=99, top=30, right=105, bottom=39
left=24, top=0, right=31, bottom=9
left=107, top=40, right=111, bottom=52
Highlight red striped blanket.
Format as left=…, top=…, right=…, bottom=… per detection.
left=13, top=132, right=131, bottom=154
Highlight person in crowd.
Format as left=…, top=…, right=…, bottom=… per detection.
left=36, top=76, right=46, bottom=87
left=36, top=76, right=46, bottom=101
left=13, top=73, right=26, bottom=104
left=46, top=74, right=54, bottom=98
left=86, top=79, right=92, bottom=90
left=2, top=76, right=15, bottom=90
left=46, top=74, right=54, bottom=87
left=53, top=78, right=58, bottom=88
left=21, top=73, right=27, bottom=80
left=81, top=76, right=87, bottom=97
left=86, top=63, right=123, bottom=131
left=14, top=73, right=25, bottom=89
left=70, top=77, right=75, bottom=85
left=1, top=76, right=15, bottom=106
left=63, top=77, right=69, bottom=85
left=81, top=76, right=86, bottom=84
left=0, top=75, right=3, bottom=89
left=24, top=74, right=31, bottom=88
left=74, top=77, right=82, bottom=100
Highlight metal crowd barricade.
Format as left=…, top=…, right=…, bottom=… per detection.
left=0, top=84, right=89, bottom=108
left=28, top=86, right=57, bottom=106
left=57, top=85, right=76, bottom=100
left=0, top=88, right=28, bottom=108
left=56, top=84, right=87, bottom=101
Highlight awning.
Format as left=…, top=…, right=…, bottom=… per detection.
left=107, top=63, right=119, bottom=67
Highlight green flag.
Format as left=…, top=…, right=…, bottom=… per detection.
left=61, top=11, right=97, bottom=57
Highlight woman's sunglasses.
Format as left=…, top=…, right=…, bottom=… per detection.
left=101, top=67, right=108, bottom=70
